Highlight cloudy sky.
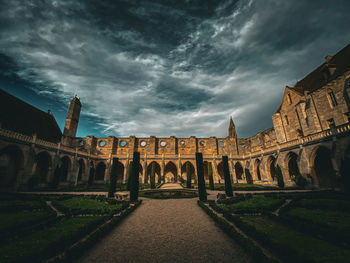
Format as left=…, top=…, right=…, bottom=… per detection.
left=1, top=0, right=350, bottom=139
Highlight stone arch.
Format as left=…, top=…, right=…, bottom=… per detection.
left=181, top=161, right=195, bottom=181
left=340, top=143, right=350, bottom=191
left=311, top=146, right=336, bottom=188
left=203, top=161, right=209, bottom=181
left=116, top=161, right=124, bottom=183
left=254, top=159, right=261, bottom=181
left=234, top=162, right=244, bottom=180
left=77, top=159, right=85, bottom=182
left=165, top=161, right=177, bottom=183
left=286, top=152, right=300, bottom=180
left=95, top=161, right=106, bottom=181
left=60, top=156, right=71, bottom=182
left=216, top=161, right=224, bottom=181
left=147, top=161, right=161, bottom=183
left=88, top=161, right=95, bottom=185
left=35, top=151, right=52, bottom=183
left=266, top=156, right=276, bottom=181
left=0, top=145, right=24, bottom=188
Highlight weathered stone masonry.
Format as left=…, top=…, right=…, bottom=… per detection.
left=1, top=43, right=350, bottom=189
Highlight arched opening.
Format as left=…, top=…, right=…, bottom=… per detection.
left=0, top=145, right=24, bottom=188
left=165, top=162, right=177, bottom=183
left=340, top=144, right=350, bottom=191
left=60, top=156, right=71, bottom=182
left=181, top=161, right=195, bottom=182
left=77, top=159, right=85, bottom=182
left=35, top=151, right=52, bottom=183
left=287, top=152, right=300, bottom=180
left=116, top=161, right=124, bottom=183
left=146, top=161, right=161, bottom=183
left=235, top=162, right=243, bottom=180
left=88, top=161, right=95, bottom=185
left=217, top=162, right=224, bottom=182
left=312, top=147, right=336, bottom=188
left=267, top=156, right=276, bottom=181
left=255, top=159, right=261, bottom=180
left=203, top=161, right=209, bottom=181
left=95, top=162, right=106, bottom=181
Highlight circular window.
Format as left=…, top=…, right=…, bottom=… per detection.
left=79, top=140, right=85, bottom=146
left=200, top=141, right=205, bottom=146
left=160, top=141, right=166, bottom=147
left=99, top=140, right=105, bottom=147
left=219, top=141, right=224, bottom=147
left=180, top=140, right=185, bottom=146
left=140, top=141, right=147, bottom=147
left=120, top=140, right=126, bottom=147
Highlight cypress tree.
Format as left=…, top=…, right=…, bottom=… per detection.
left=275, top=164, right=285, bottom=188
left=222, top=156, right=233, bottom=197
left=126, top=162, right=133, bottom=191
left=129, top=152, right=140, bottom=202
left=150, top=162, right=156, bottom=189
left=196, top=153, right=207, bottom=201
left=245, top=168, right=253, bottom=184
left=186, top=162, right=191, bottom=188
left=108, top=158, right=118, bottom=197
left=208, top=162, right=214, bottom=190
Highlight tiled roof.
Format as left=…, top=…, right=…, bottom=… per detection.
left=0, top=89, right=62, bottom=143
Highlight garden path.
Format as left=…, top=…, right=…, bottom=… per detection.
left=77, top=198, right=252, bottom=263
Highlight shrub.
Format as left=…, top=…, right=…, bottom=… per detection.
left=127, top=162, right=133, bottom=191
left=27, top=175, right=40, bottom=190
left=186, top=162, right=191, bottom=188
left=293, top=174, right=307, bottom=189
left=196, top=153, right=207, bottom=201
left=245, top=168, right=253, bottom=184
left=150, top=162, right=156, bottom=189
left=222, top=156, right=233, bottom=197
left=275, top=165, right=284, bottom=188
left=208, top=162, right=214, bottom=190
left=129, top=152, right=140, bottom=202
left=108, top=158, right=119, bottom=198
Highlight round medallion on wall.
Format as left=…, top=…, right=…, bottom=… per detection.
left=140, top=141, right=147, bottom=147
left=99, top=140, right=105, bottom=147
left=160, top=141, right=166, bottom=147
left=219, top=141, right=224, bottom=147
left=200, top=141, right=205, bottom=146
left=180, top=140, right=185, bottom=146
left=120, top=140, right=126, bottom=147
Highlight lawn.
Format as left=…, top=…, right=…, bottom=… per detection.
left=239, top=216, right=350, bottom=263
left=295, top=198, right=350, bottom=211
left=52, top=197, right=124, bottom=215
left=0, top=216, right=106, bottom=263
left=219, top=196, right=284, bottom=214
left=0, top=200, right=44, bottom=211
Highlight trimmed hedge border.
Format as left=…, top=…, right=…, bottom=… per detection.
left=197, top=201, right=273, bottom=263
left=54, top=200, right=142, bottom=263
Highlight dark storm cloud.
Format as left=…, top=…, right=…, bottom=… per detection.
left=0, top=0, right=350, bottom=138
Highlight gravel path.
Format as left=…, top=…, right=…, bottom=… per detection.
left=77, top=198, right=252, bottom=263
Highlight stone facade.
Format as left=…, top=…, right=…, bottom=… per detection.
left=1, top=44, right=350, bottom=190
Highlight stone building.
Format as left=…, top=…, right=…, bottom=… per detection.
left=1, top=43, right=350, bottom=190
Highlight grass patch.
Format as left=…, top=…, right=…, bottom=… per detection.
left=219, top=197, right=284, bottom=214
left=0, top=200, right=45, bottom=212
left=239, top=216, right=350, bottom=263
left=0, top=216, right=106, bottom=263
left=52, top=197, right=124, bottom=215
left=295, top=198, right=350, bottom=211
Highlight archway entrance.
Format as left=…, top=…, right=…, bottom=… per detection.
left=116, top=161, right=124, bottom=183
left=267, top=157, right=276, bottom=181
left=0, top=145, right=23, bottom=188
left=235, top=162, right=243, bottom=180
left=181, top=161, right=195, bottom=182
left=217, top=162, right=224, bottom=183
left=313, top=147, right=336, bottom=188
left=287, top=152, right=300, bottom=180
left=60, top=156, right=71, bottom=182
left=165, top=162, right=177, bottom=183
left=35, top=151, right=51, bottom=183
left=146, top=161, right=161, bottom=183
left=203, top=161, right=209, bottom=182
left=77, top=159, right=85, bottom=182
left=95, top=162, right=106, bottom=181
left=255, top=159, right=261, bottom=181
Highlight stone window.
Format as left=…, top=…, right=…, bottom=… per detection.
left=120, top=140, right=126, bottom=147
left=345, top=112, right=350, bottom=122
left=287, top=93, right=292, bottom=104
left=328, top=91, right=338, bottom=107
left=99, top=140, right=105, bottom=147
left=284, top=115, right=289, bottom=125
left=219, top=141, right=224, bottom=147
left=78, top=140, right=85, bottom=146
left=305, top=117, right=309, bottom=127
left=327, top=118, right=335, bottom=129
left=160, top=141, right=166, bottom=147
left=200, top=141, right=205, bottom=146
left=180, top=140, right=185, bottom=146
left=140, top=141, right=147, bottom=147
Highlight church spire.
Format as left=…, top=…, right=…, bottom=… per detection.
left=228, top=116, right=236, bottom=138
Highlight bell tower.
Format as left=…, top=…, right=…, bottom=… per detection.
left=228, top=116, right=236, bottom=138
left=63, top=96, right=81, bottom=138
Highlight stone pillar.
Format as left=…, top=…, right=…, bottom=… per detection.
left=143, top=156, right=147, bottom=184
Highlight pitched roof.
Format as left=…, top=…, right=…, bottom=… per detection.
left=293, top=43, right=350, bottom=93
left=0, top=89, right=62, bottom=143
